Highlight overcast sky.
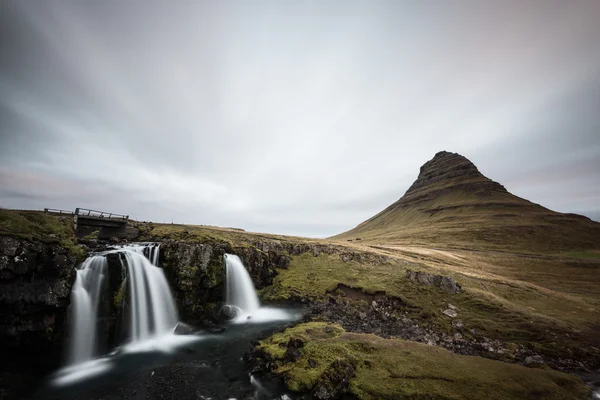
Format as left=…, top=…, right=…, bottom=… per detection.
left=1, top=1, right=599, bottom=237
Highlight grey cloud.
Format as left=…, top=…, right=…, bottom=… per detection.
left=1, top=0, right=599, bottom=237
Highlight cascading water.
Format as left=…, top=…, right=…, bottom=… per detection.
left=121, top=243, right=160, bottom=266
left=121, top=250, right=178, bottom=342
left=224, top=253, right=292, bottom=323
left=225, top=254, right=261, bottom=315
left=66, top=243, right=177, bottom=368
left=68, top=255, right=108, bottom=365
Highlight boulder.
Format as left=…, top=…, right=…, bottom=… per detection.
left=406, top=269, right=461, bottom=294
left=174, top=322, right=195, bottom=335
left=220, top=305, right=241, bottom=320
left=525, top=355, right=545, bottom=366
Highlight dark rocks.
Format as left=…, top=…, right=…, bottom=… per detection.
left=220, top=305, right=241, bottom=320
left=284, top=347, right=302, bottom=363
left=438, top=277, right=462, bottom=295
left=312, top=359, right=356, bottom=400
left=283, top=338, right=305, bottom=363
left=287, top=337, right=306, bottom=349
left=406, top=269, right=462, bottom=294
left=159, top=241, right=286, bottom=322
left=0, top=235, right=79, bottom=399
left=403, top=151, right=508, bottom=204
left=174, top=322, right=195, bottom=335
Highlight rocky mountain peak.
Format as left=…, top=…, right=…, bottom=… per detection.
left=403, top=151, right=507, bottom=200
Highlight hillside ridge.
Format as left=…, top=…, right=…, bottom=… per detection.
left=333, top=151, right=600, bottom=252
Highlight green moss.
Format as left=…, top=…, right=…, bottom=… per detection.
left=82, top=230, right=99, bottom=240
left=177, top=265, right=199, bottom=290
left=113, top=281, right=125, bottom=309
left=258, top=323, right=590, bottom=400
left=203, top=259, right=225, bottom=288
left=0, top=209, right=85, bottom=261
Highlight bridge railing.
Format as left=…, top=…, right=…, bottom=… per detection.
left=75, top=208, right=129, bottom=221
left=44, top=208, right=75, bottom=215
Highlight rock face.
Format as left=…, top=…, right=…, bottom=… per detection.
left=159, top=239, right=391, bottom=323
left=402, top=151, right=508, bottom=205
left=159, top=240, right=280, bottom=321
left=405, top=269, right=462, bottom=294
left=0, top=236, right=78, bottom=397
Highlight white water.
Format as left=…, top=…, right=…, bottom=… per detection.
left=224, top=254, right=292, bottom=323
left=225, top=254, right=261, bottom=314
left=68, top=256, right=108, bottom=365
left=121, top=249, right=178, bottom=342
left=121, top=243, right=160, bottom=266
left=66, top=244, right=178, bottom=365
left=56, top=243, right=193, bottom=387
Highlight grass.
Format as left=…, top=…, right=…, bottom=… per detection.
left=332, top=188, right=600, bottom=254
left=0, top=209, right=85, bottom=260
left=258, top=322, right=590, bottom=400
left=564, top=251, right=600, bottom=260
left=260, top=251, right=600, bottom=362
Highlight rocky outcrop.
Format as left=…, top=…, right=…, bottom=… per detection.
left=405, top=269, right=462, bottom=294
left=159, top=240, right=283, bottom=322
left=403, top=151, right=508, bottom=204
left=0, top=236, right=79, bottom=398
left=159, top=239, right=394, bottom=323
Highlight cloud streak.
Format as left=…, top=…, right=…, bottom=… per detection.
left=1, top=0, right=599, bottom=235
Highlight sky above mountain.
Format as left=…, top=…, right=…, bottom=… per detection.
left=1, top=0, right=599, bottom=236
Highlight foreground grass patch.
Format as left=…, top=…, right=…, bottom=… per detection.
left=258, top=322, right=590, bottom=400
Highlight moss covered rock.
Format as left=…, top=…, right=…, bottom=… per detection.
left=256, top=322, right=591, bottom=400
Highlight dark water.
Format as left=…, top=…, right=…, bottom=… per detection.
left=32, top=315, right=300, bottom=400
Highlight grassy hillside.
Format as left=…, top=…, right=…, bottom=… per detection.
left=332, top=151, right=600, bottom=253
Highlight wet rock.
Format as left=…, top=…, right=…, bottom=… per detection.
left=173, top=322, right=194, bottom=335
left=220, top=305, right=241, bottom=320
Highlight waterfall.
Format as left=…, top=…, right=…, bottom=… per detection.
left=68, top=255, right=107, bottom=365
left=224, top=254, right=261, bottom=316
left=121, top=250, right=178, bottom=342
left=224, top=253, right=292, bottom=323
left=66, top=243, right=177, bottom=366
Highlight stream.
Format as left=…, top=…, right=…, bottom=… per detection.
left=32, top=316, right=301, bottom=400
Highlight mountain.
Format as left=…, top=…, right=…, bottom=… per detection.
left=332, top=151, right=600, bottom=252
